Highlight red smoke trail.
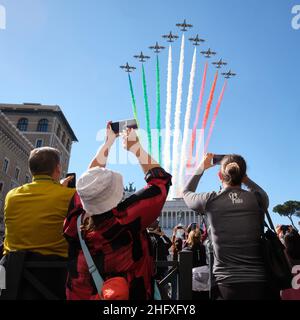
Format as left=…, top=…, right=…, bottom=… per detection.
left=204, top=81, right=228, bottom=153
left=187, top=62, right=208, bottom=167
left=195, top=70, right=219, bottom=165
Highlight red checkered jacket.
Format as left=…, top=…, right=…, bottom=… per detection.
left=63, top=167, right=172, bottom=300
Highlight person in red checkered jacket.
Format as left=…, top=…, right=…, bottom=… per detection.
left=63, top=123, right=172, bottom=300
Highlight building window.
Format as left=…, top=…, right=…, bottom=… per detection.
left=25, top=175, right=31, bottom=184
left=17, top=118, right=28, bottom=131
left=66, top=139, right=70, bottom=151
left=36, top=139, right=43, bottom=148
left=37, top=119, right=49, bottom=132
left=0, top=182, right=4, bottom=193
left=15, top=167, right=20, bottom=181
left=2, top=158, right=9, bottom=173
left=61, top=132, right=66, bottom=145
left=56, top=124, right=61, bottom=138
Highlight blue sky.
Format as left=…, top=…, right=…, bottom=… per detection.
left=0, top=0, right=299, bottom=227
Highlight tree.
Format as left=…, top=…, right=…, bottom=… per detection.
left=273, top=201, right=300, bottom=231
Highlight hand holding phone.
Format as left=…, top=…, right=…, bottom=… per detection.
left=111, top=119, right=138, bottom=134
left=65, top=173, right=76, bottom=188
left=213, top=155, right=226, bottom=165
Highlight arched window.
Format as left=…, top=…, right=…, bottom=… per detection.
left=61, top=132, right=66, bottom=145
left=17, top=118, right=28, bottom=131
left=35, top=139, right=43, bottom=148
left=56, top=124, right=61, bottom=138
left=37, top=119, right=48, bottom=132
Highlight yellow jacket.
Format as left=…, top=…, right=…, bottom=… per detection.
left=4, top=175, right=76, bottom=258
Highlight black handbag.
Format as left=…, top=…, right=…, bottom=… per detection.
left=255, top=192, right=293, bottom=290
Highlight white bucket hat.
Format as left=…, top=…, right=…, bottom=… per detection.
left=76, top=167, right=124, bottom=216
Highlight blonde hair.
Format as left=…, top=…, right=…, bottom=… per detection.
left=187, top=229, right=201, bottom=247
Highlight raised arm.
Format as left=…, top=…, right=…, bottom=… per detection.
left=122, top=129, right=160, bottom=174
left=182, top=153, right=215, bottom=213
left=89, top=122, right=117, bottom=169
left=118, top=129, right=172, bottom=229
left=243, top=175, right=269, bottom=209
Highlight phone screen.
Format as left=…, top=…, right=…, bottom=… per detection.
left=213, top=155, right=226, bottom=165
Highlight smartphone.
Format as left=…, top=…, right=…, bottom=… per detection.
left=213, top=154, right=226, bottom=165
left=111, top=119, right=138, bottom=134
left=66, top=173, right=76, bottom=188
left=190, top=223, right=198, bottom=231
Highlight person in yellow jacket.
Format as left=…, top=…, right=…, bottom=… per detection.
left=2, top=147, right=75, bottom=300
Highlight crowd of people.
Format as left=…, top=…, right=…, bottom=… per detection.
left=0, top=123, right=299, bottom=300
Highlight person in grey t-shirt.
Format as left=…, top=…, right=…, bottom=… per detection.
left=182, top=153, right=279, bottom=300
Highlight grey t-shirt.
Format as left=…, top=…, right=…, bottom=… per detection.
left=182, top=168, right=268, bottom=284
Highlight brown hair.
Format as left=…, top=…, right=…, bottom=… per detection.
left=221, top=154, right=247, bottom=186
left=187, top=229, right=201, bottom=247
left=29, top=147, right=61, bottom=176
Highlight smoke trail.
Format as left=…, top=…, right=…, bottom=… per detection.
left=142, top=64, right=152, bottom=155
left=195, top=70, right=219, bottom=165
left=204, top=81, right=227, bottom=153
left=171, top=34, right=185, bottom=198
left=187, top=62, right=208, bottom=167
left=178, top=47, right=197, bottom=194
left=163, top=45, right=172, bottom=173
left=128, top=74, right=139, bottom=127
left=156, top=55, right=162, bottom=164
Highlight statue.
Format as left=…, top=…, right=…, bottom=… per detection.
left=129, top=182, right=134, bottom=193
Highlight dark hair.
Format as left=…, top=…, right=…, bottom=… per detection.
left=174, top=238, right=183, bottom=251
left=284, top=229, right=300, bottom=261
left=29, top=147, right=61, bottom=176
left=148, top=220, right=160, bottom=231
left=221, top=154, right=247, bottom=186
left=187, top=222, right=198, bottom=234
left=279, top=225, right=292, bottom=236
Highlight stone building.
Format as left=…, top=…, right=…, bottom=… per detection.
left=0, top=103, right=78, bottom=238
left=0, top=111, right=34, bottom=236
left=0, top=103, right=78, bottom=177
left=160, top=198, right=201, bottom=237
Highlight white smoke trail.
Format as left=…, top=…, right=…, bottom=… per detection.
left=163, top=45, right=172, bottom=174
left=171, top=34, right=185, bottom=198
left=178, top=47, right=197, bottom=195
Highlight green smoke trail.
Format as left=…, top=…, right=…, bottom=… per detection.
left=128, top=74, right=139, bottom=127
left=142, top=64, right=152, bottom=155
left=156, top=55, right=161, bottom=164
